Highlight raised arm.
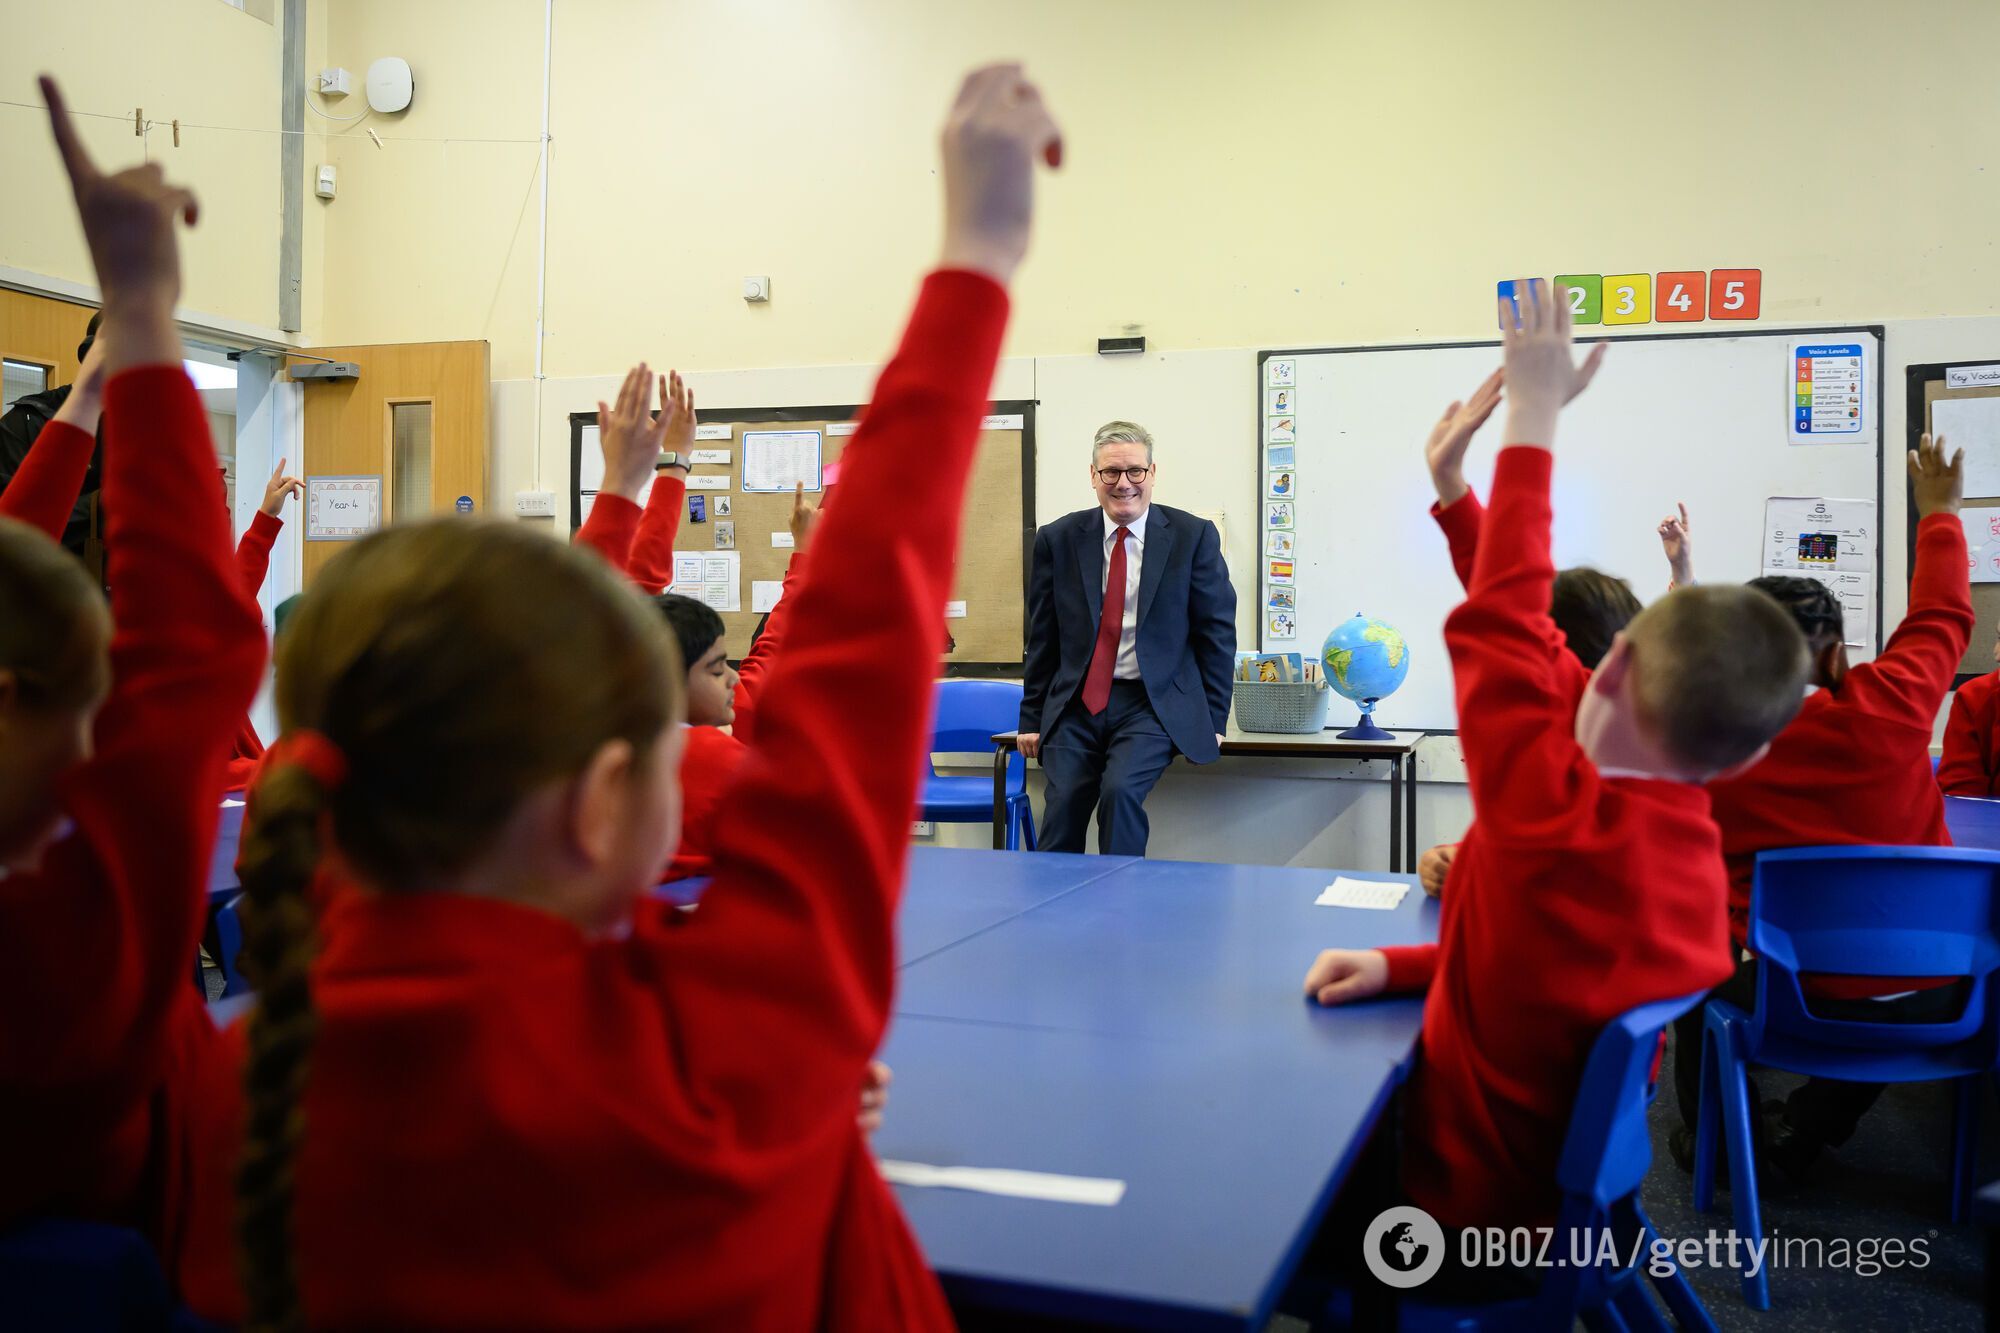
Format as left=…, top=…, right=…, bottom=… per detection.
left=572, top=363, right=668, bottom=570
left=1447, top=282, right=1606, bottom=836
left=0, top=340, right=106, bottom=539
left=730, top=483, right=818, bottom=743
left=234, top=458, right=301, bottom=596
left=626, top=370, right=696, bottom=594
left=1658, top=502, right=1694, bottom=590
left=1843, top=434, right=1973, bottom=724
left=653, top=65, right=1058, bottom=1136
left=0, top=80, right=264, bottom=1108
left=1425, top=367, right=1503, bottom=591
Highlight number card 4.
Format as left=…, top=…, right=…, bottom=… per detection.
left=1656, top=271, right=1705, bottom=323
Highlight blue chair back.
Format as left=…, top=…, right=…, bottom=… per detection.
left=1556, top=990, right=1702, bottom=1207
left=0, top=1217, right=229, bottom=1331
left=929, top=680, right=1025, bottom=787
left=1747, top=846, right=2000, bottom=1056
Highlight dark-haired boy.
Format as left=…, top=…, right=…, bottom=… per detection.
left=1671, top=434, right=1973, bottom=1174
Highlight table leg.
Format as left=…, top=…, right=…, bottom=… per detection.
left=1405, top=752, right=1419, bottom=873
left=992, top=748, right=1009, bottom=850
left=1388, top=755, right=1403, bottom=875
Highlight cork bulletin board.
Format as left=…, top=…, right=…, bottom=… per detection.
left=571, top=401, right=1035, bottom=673
left=1908, top=360, right=2000, bottom=682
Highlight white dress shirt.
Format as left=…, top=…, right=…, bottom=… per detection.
left=1101, top=506, right=1148, bottom=680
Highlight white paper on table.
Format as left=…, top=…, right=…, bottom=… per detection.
left=742, top=430, right=823, bottom=492
left=1761, top=565, right=1872, bottom=650
left=1933, top=397, right=2000, bottom=500
left=1314, top=877, right=1410, bottom=910
left=751, top=580, right=785, bottom=613
left=878, top=1160, right=1126, bottom=1207
left=221, top=797, right=246, bottom=809
left=1761, top=497, right=1875, bottom=575
left=1962, top=506, right=2000, bottom=583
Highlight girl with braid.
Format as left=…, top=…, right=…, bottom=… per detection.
left=20, top=66, right=1061, bottom=1330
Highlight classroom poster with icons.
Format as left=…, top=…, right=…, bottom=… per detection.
left=1788, top=340, right=1868, bottom=443
left=1761, top=495, right=1875, bottom=651
left=1264, top=357, right=1299, bottom=640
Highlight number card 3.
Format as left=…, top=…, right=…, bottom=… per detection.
left=1709, top=268, right=1761, bottom=320
left=1656, top=271, right=1706, bottom=322
left=1603, top=274, right=1652, bottom=326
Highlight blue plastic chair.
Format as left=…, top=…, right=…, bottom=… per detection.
left=212, top=892, right=251, bottom=998
left=0, top=1217, right=227, bottom=1331
left=1694, top=845, right=2000, bottom=1308
left=919, top=680, right=1035, bottom=851
left=1397, top=992, right=1716, bottom=1332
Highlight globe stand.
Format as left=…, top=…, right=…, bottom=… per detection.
left=1338, top=698, right=1393, bottom=741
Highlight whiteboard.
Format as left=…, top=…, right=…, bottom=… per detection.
left=1260, top=329, right=1884, bottom=731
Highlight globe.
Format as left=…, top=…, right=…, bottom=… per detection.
left=1322, top=613, right=1409, bottom=740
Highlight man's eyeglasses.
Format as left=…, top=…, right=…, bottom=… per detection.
left=1094, top=466, right=1153, bottom=485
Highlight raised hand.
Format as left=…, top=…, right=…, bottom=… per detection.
left=260, top=458, right=305, bottom=517
left=42, top=75, right=194, bottom=370
left=51, top=333, right=111, bottom=434
left=659, top=370, right=696, bottom=474
left=1302, top=948, right=1389, bottom=1007
left=939, top=63, right=1063, bottom=286
left=1911, top=432, right=1965, bottom=519
left=789, top=481, right=822, bottom=552
left=1425, top=368, right=1503, bottom=506
left=594, top=363, right=670, bottom=500
left=1657, top=502, right=1693, bottom=586
left=1499, top=279, right=1599, bottom=447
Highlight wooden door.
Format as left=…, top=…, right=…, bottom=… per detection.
left=291, top=340, right=488, bottom=585
left=1, top=288, right=92, bottom=400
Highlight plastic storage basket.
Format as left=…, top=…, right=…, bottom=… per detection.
left=1231, top=679, right=1332, bottom=735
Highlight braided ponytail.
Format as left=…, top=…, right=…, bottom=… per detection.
left=234, top=761, right=327, bottom=1333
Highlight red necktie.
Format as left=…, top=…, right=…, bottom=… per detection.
left=1082, top=526, right=1130, bottom=715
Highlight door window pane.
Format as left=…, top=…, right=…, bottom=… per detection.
left=391, top=401, right=433, bottom=521
left=3, top=360, right=49, bottom=412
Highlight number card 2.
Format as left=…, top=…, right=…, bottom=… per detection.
left=1656, top=271, right=1706, bottom=323
left=1602, top=274, right=1651, bottom=326
left=1555, top=275, right=1603, bottom=325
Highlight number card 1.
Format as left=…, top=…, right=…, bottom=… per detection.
left=1656, top=271, right=1706, bottom=323
left=1555, top=275, right=1603, bottom=325
left=1602, top=274, right=1652, bottom=326
left=1709, top=268, right=1761, bottom=320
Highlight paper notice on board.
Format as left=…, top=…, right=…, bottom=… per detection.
left=1947, top=366, right=2000, bottom=390
left=672, top=554, right=704, bottom=588
left=1931, top=397, right=2000, bottom=499
left=1960, top=506, right=2000, bottom=582
left=669, top=549, right=741, bottom=613
left=1762, top=497, right=1875, bottom=574
left=742, top=430, right=822, bottom=492
left=751, top=580, right=785, bottom=613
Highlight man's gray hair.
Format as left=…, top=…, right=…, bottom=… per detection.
left=1092, top=420, right=1154, bottom=465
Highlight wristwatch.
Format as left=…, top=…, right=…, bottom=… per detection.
left=655, top=451, right=686, bottom=471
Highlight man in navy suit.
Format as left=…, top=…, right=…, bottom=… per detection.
left=1021, top=421, right=1237, bottom=855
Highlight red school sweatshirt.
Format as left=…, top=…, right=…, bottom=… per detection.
left=1378, top=447, right=1735, bottom=1230
left=1704, top=512, right=1972, bottom=998
left=0, top=416, right=95, bottom=537
left=1939, top=669, right=2000, bottom=798
left=0, top=368, right=265, bottom=1230
left=221, top=509, right=284, bottom=792
left=162, top=271, right=1002, bottom=1329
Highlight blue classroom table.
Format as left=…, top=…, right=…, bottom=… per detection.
left=878, top=850, right=1438, bottom=1330
left=1946, top=794, right=2000, bottom=852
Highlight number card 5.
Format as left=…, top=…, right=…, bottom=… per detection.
left=1603, top=274, right=1651, bottom=326
left=1709, top=268, right=1761, bottom=320
left=1656, top=271, right=1705, bottom=323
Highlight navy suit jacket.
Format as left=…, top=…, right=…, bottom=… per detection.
left=1021, top=504, right=1237, bottom=763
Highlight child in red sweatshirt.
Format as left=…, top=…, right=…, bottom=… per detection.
left=0, top=78, right=267, bottom=1232
left=23, top=66, right=1060, bottom=1329
left=1673, top=433, right=1973, bottom=1175
left=1303, top=282, right=1810, bottom=1271
left=1938, top=624, right=2000, bottom=796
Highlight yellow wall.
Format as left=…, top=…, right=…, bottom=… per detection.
left=298, top=0, right=2000, bottom=380
left=0, top=0, right=290, bottom=331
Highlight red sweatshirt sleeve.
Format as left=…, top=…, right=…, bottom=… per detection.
left=1939, top=690, right=1985, bottom=795
left=643, top=270, right=1007, bottom=1141
left=1841, top=513, right=1973, bottom=727
left=730, top=559, right=802, bottom=744
left=234, top=509, right=282, bottom=596
left=1432, top=491, right=1484, bottom=592
left=573, top=492, right=641, bottom=570
left=0, top=418, right=95, bottom=540
left=1380, top=943, right=1438, bottom=992
left=627, top=473, right=686, bottom=595
left=0, top=367, right=263, bottom=1138
left=1445, top=446, right=1598, bottom=840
